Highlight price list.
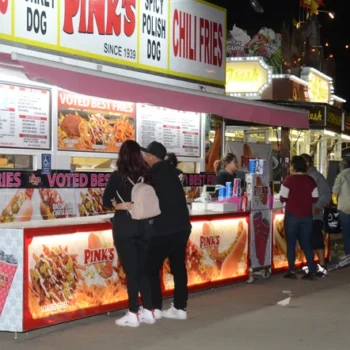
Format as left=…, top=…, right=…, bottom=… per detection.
left=0, top=84, right=50, bottom=149
left=137, top=105, right=200, bottom=157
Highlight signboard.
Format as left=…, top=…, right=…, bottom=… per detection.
left=226, top=58, right=272, bottom=97
left=226, top=25, right=282, bottom=74
left=326, top=106, right=343, bottom=134
left=0, top=0, right=11, bottom=37
left=0, top=83, right=51, bottom=150
left=344, top=115, right=350, bottom=136
left=308, top=105, right=326, bottom=128
left=41, top=154, right=51, bottom=174
left=301, top=67, right=333, bottom=104
left=0, top=0, right=226, bottom=86
left=136, top=104, right=201, bottom=157
left=272, top=76, right=308, bottom=101
left=57, top=90, right=135, bottom=153
left=0, top=229, right=24, bottom=332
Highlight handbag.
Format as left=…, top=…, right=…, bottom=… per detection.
left=323, top=205, right=342, bottom=234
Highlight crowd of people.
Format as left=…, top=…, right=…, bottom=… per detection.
left=280, top=154, right=350, bottom=280
left=102, top=138, right=350, bottom=327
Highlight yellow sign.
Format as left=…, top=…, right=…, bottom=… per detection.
left=308, top=72, right=330, bottom=103
left=225, top=60, right=270, bottom=95
left=328, top=112, right=342, bottom=126
left=309, top=110, right=323, bottom=122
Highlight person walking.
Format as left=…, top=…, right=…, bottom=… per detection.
left=280, top=156, right=318, bottom=280
left=103, top=140, right=155, bottom=328
left=301, top=154, right=331, bottom=276
left=142, top=141, right=192, bottom=320
left=333, top=158, right=350, bottom=257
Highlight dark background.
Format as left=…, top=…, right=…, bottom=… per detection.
left=209, top=0, right=349, bottom=109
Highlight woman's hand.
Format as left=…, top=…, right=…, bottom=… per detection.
left=111, top=199, right=132, bottom=211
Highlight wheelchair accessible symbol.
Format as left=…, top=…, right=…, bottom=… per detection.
left=41, top=154, right=51, bottom=174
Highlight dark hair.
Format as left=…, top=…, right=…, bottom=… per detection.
left=291, top=156, right=307, bottom=173
left=167, top=153, right=179, bottom=168
left=339, top=157, right=350, bottom=171
left=300, top=153, right=313, bottom=166
left=214, top=153, right=237, bottom=174
left=117, top=140, right=151, bottom=186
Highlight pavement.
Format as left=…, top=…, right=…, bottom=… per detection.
left=1, top=268, right=349, bottom=350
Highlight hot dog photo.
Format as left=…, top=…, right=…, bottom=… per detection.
left=162, top=218, right=248, bottom=290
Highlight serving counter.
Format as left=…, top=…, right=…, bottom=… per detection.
left=0, top=210, right=250, bottom=333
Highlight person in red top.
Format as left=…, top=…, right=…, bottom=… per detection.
left=280, top=156, right=319, bottom=280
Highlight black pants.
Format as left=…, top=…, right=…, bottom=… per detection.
left=114, top=222, right=153, bottom=313
left=147, top=231, right=190, bottom=311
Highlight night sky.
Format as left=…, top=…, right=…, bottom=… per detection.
left=210, top=0, right=349, bottom=108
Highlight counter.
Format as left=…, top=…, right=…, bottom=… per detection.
left=0, top=210, right=250, bottom=333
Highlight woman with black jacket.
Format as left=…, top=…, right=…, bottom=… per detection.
left=103, top=140, right=155, bottom=328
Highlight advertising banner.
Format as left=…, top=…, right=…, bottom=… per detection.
left=0, top=83, right=51, bottom=150
left=227, top=25, right=282, bottom=74
left=0, top=0, right=226, bottom=86
left=22, top=219, right=249, bottom=329
left=0, top=229, right=24, bottom=332
left=272, top=213, right=306, bottom=270
left=0, top=171, right=112, bottom=223
left=26, top=230, right=128, bottom=320
left=163, top=217, right=249, bottom=290
left=250, top=210, right=272, bottom=269
left=58, top=91, right=135, bottom=153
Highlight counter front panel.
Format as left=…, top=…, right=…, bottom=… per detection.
left=5, top=211, right=250, bottom=332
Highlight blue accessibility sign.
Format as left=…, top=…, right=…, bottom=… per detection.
left=41, top=154, right=51, bottom=174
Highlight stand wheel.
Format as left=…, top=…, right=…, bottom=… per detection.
left=262, top=270, right=271, bottom=279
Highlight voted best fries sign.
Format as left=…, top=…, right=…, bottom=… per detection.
left=0, top=0, right=226, bottom=86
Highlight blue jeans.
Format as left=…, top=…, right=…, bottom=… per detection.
left=284, top=213, right=315, bottom=273
left=339, top=211, right=350, bottom=255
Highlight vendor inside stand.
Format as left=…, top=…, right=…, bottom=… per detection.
left=214, top=153, right=238, bottom=186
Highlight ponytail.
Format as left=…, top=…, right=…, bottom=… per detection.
left=215, top=153, right=237, bottom=174
left=214, top=160, right=222, bottom=174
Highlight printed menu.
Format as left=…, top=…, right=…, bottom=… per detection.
left=136, top=105, right=201, bottom=157
left=57, top=91, right=135, bottom=153
left=0, top=83, right=50, bottom=150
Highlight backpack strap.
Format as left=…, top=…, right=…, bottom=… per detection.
left=127, top=176, right=144, bottom=185
left=115, top=190, right=132, bottom=214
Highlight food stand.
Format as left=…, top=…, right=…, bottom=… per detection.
left=0, top=0, right=311, bottom=334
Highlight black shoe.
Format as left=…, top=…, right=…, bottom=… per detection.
left=284, top=271, right=297, bottom=279
left=301, top=273, right=317, bottom=281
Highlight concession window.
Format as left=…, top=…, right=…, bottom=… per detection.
left=10, top=54, right=310, bottom=129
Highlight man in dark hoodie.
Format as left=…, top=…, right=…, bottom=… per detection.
left=142, top=141, right=192, bottom=321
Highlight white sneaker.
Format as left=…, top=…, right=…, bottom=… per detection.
left=162, top=304, right=187, bottom=320
left=115, top=312, right=140, bottom=328
left=153, top=309, right=163, bottom=320
left=138, top=308, right=156, bottom=324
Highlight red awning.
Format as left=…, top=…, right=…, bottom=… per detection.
left=9, top=55, right=309, bottom=128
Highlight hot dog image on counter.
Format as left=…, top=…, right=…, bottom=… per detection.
left=163, top=218, right=248, bottom=290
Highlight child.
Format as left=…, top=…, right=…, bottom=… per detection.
left=280, top=156, right=319, bottom=280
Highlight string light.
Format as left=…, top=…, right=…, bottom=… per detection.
left=346, top=45, right=349, bottom=49
left=325, top=42, right=329, bottom=47
left=329, top=54, right=334, bottom=58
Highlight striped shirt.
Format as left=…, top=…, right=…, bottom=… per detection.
left=280, top=174, right=319, bottom=218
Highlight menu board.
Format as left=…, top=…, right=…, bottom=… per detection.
left=0, top=83, right=50, bottom=150
left=57, top=91, right=135, bottom=153
left=136, top=105, right=201, bottom=157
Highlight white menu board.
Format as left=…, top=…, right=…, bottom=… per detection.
left=137, top=105, right=200, bottom=157
left=0, top=83, right=51, bottom=150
